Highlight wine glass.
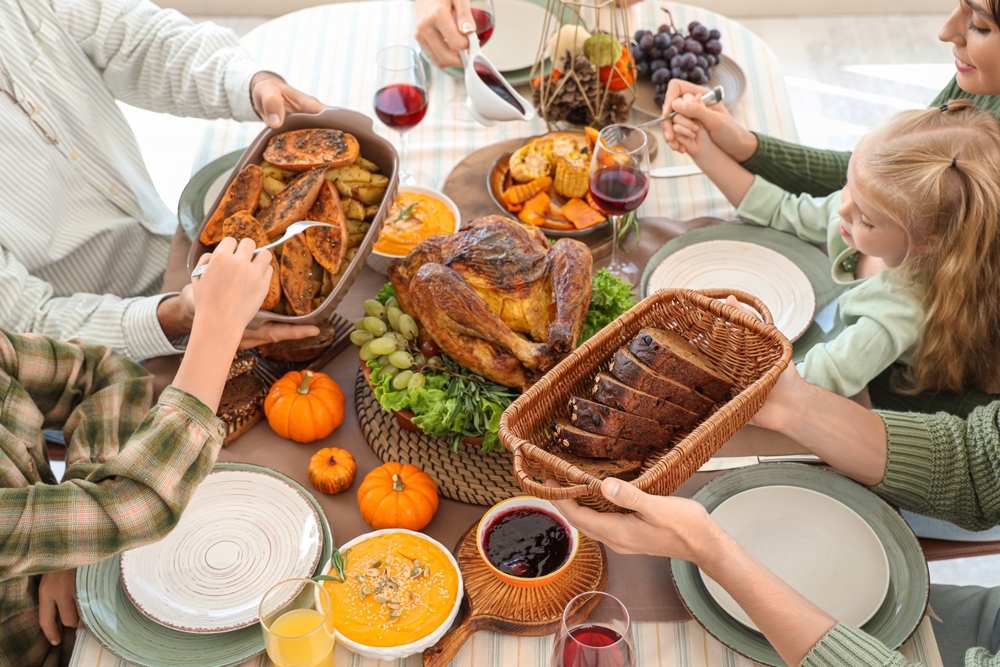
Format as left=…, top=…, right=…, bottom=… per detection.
left=259, top=579, right=336, bottom=667
left=467, top=0, right=495, bottom=47
left=589, top=125, right=650, bottom=286
left=374, top=45, right=429, bottom=186
left=551, top=592, right=636, bottom=667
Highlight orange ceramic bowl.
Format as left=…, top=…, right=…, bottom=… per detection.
left=476, top=496, right=579, bottom=588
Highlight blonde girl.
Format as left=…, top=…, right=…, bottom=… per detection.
left=669, top=98, right=1000, bottom=400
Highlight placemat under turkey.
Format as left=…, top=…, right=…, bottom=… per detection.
left=355, top=367, right=522, bottom=506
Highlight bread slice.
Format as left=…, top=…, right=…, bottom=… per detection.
left=227, top=351, right=258, bottom=380
left=548, top=448, right=644, bottom=480
left=552, top=419, right=651, bottom=461
left=610, top=349, right=715, bottom=417
left=628, top=329, right=734, bottom=402
left=592, top=373, right=698, bottom=429
left=568, top=397, right=673, bottom=445
left=217, top=372, right=268, bottom=423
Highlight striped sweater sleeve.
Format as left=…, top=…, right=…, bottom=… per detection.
left=49, top=0, right=263, bottom=121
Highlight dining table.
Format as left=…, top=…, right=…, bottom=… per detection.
left=72, top=1, right=944, bottom=666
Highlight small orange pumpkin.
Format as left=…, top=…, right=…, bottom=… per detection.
left=308, top=447, right=357, bottom=495
left=264, top=370, right=345, bottom=443
left=357, top=462, right=439, bottom=531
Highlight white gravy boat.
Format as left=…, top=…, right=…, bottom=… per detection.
left=460, top=33, right=534, bottom=126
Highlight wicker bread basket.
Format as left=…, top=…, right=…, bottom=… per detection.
left=499, top=288, right=793, bottom=511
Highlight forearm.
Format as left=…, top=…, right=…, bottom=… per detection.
left=690, top=143, right=755, bottom=208
left=172, top=317, right=243, bottom=412
left=741, top=134, right=851, bottom=197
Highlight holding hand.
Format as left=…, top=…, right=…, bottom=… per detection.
left=669, top=101, right=715, bottom=157
left=661, top=80, right=757, bottom=161
left=250, top=72, right=326, bottom=129
left=416, top=0, right=475, bottom=69
left=38, top=569, right=78, bottom=646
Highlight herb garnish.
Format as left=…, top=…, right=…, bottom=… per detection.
left=313, top=547, right=348, bottom=583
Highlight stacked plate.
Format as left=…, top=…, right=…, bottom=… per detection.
left=77, top=463, right=333, bottom=667
left=673, top=465, right=928, bottom=667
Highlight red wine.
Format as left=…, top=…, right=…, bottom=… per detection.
left=589, top=166, right=649, bottom=216
left=484, top=507, right=570, bottom=578
left=472, top=7, right=495, bottom=45
left=474, top=63, right=524, bottom=113
left=373, top=84, right=428, bottom=130
left=561, top=625, right=633, bottom=667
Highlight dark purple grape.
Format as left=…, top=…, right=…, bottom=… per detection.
left=654, top=93, right=665, bottom=106
left=649, top=59, right=667, bottom=72
left=636, top=60, right=650, bottom=78
left=708, top=28, right=721, bottom=40
left=696, top=56, right=707, bottom=70
left=657, top=24, right=672, bottom=34
left=678, top=69, right=690, bottom=81
left=648, top=47, right=662, bottom=60
left=689, top=66, right=706, bottom=84
left=688, top=21, right=702, bottom=33
left=704, top=54, right=717, bottom=67
left=631, top=45, right=643, bottom=61
left=653, top=32, right=672, bottom=49
left=705, top=39, right=722, bottom=56
left=651, top=68, right=670, bottom=84
left=684, top=39, right=703, bottom=56
left=670, top=34, right=686, bottom=50
left=638, top=34, right=654, bottom=51
left=663, top=46, right=678, bottom=61
left=635, top=29, right=653, bottom=42
left=655, top=82, right=668, bottom=92
left=670, top=55, right=682, bottom=69
left=671, top=66, right=685, bottom=80
left=680, top=52, right=697, bottom=69
left=691, top=24, right=709, bottom=41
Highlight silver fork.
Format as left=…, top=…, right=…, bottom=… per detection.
left=190, top=220, right=335, bottom=278
left=619, top=85, right=725, bottom=135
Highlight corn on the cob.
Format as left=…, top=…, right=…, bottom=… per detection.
left=509, top=141, right=552, bottom=182
left=554, top=153, right=589, bottom=199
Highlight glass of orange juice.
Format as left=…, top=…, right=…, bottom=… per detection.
left=259, top=578, right=336, bottom=667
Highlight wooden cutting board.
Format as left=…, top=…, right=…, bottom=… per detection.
left=422, top=522, right=609, bottom=667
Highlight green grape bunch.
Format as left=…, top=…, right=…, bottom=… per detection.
left=350, top=297, right=442, bottom=392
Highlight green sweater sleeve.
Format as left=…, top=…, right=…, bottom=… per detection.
left=741, top=134, right=852, bottom=197
left=873, top=404, right=1000, bottom=532
left=801, top=624, right=916, bottom=667
left=734, top=175, right=840, bottom=244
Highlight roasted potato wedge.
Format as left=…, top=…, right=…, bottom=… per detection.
left=304, top=182, right=350, bottom=276
left=347, top=220, right=371, bottom=248
left=369, top=173, right=389, bottom=187
left=364, top=204, right=379, bottom=220
left=351, top=185, right=388, bottom=206
left=279, top=235, right=317, bottom=315
left=263, top=129, right=360, bottom=172
left=258, top=166, right=326, bottom=237
left=200, top=164, right=263, bottom=245
left=355, top=156, right=380, bottom=173
left=260, top=191, right=272, bottom=208
left=262, top=175, right=286, bottom=197
left=326, top=165, right=371, bottom=183
left=221, top=211, right=281, bottom=310
left=261, top=161, right=296, bottom=181
left=333, top=179, right=364, bottom=199
left=341, top=197, right=366, bottom=221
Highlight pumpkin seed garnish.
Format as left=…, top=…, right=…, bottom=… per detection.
left=359, top=590, right=367, bottom=601
left=389, top=609, right=402, bottom=618
left=387, top=602, right=401, bottom=610
left=410, top=568, right=422, bottom=578
left=371, top=559, right=383, bottom=568
left=362, top=585, right=372, bottom=595
left=423, top=567, right=431, bottom=578
left=374, top=594, right=387, bottom=604
left=412, top=559, right=421, bottom=568
left=354, top=574, right=365, bottom=583
left=365, top=568, right=381, bottom=577
left=385, top=552, right=395, bottom=565
left=373, top=584, right=383, bottom=594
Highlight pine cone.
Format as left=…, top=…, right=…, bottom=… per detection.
left=599, top=91, right=632, bottom=127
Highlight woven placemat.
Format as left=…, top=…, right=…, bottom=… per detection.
left=354, top=367, right=522, bottom=506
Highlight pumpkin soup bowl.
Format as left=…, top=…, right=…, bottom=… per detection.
left=318, top=529, right=463, bottom=660
left=476, top=496, right=579, bottom=589
left=365, top=187, right=462, bottom=275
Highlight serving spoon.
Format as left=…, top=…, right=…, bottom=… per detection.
left=190, top=220, right=335, bottom=278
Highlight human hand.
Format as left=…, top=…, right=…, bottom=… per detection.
left=238, top=322, right=321, bottom=350
left=38, top=569, right=78, bottom=645
left=550, top=479, right=723, bottom=564
left=250, top=72, right=326, bottom=129
left=190, top=238, right=274, bottom=340
left=416, top=0, right=474, bottom=69
left=661, top=79, right=757, bottom=160
left=670, top=104, right=715, bottom=158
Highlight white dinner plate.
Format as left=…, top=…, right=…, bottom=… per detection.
left=646, top=240, right=816, bottom=342
left=120, top=469, right=324, bottom=634
left=481, top=0, right=555, bottom=72
left=203, top=169, right=234, bottom=214
left=699, top=485, right=890, bottom=632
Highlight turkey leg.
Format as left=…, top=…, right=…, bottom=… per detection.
left=547, top=238, right=593, bottom=353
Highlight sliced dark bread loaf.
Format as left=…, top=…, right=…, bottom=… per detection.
left=568, top=397, right=674, bottom=445
left=628, top=329, right=734, bottom=402
left=610, top=349, right=715, bottom=417
left=548, top=448, right=644, bottom=480
left=552, top=419, right=651, bottom=461
left=592, top=373, right=698, bottom=429
left=217, top=372, right=268, bottom=423
left=227, top=351, right=258, bottom=380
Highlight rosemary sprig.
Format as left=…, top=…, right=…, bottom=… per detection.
left=313, top=547, right=348, bottom=583
left=398, top=202, right=418, bottom=220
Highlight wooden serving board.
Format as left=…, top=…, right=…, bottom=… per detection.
left=422, top=522, right=609, bottom=667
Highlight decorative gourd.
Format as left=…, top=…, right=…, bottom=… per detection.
left=308, top=448, right=357, bottom=495
left=264, top=370, right=345, bottom=443
left=357, top=462, right=439, bottom=531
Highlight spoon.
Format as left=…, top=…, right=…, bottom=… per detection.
left=190, top=221, right=335, bottom=278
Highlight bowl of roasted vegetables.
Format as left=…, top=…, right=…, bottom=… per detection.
left=188, top=108, right=399, bottom=326
left=488, top=129, right=609, bottom=237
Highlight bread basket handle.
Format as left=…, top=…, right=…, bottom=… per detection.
left=511, top=445, right=599, bottom=500
left=694, top=288, right=774, bottom=326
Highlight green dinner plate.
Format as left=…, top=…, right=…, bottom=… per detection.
left=177, top=150, right=244, bottom=242
left=76, top=463, right=333, bottom=667
left=640, top=225, right=847, bottom=363
left=672, top=465, right=928, bottom=667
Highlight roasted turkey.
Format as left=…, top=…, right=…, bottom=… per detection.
left=388, top=215, right=593, bottom=388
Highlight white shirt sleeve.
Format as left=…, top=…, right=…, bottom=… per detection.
left=48, top=0, right=263, bottom=121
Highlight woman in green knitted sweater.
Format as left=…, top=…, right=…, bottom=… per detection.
left=660, top=0, right=1000, bottom=418
left=552, top=359, right=1000, bottom=667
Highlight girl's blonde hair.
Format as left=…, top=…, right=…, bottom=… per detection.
left=853, top=98, right=1000, bottom=394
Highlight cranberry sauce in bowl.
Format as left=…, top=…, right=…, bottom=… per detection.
left=476, top=497, right=579, bottom=587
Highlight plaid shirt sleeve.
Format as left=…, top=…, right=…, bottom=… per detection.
left=0, top=330, right=226, bottom=579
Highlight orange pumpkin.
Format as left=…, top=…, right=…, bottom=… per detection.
left=264, top=370, right=345, bottom=443
left=599, top=45, right=635, bottom=92
left=308, top=447, right=357, bottom=495
left=357, top=462, right=439, bottom=531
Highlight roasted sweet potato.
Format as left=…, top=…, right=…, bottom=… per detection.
left=263, top=129, right=361, bottom=172
left=200, top=165, right=263, bottom=245
left=304, top=182, right=350, bottom=276
left=258, top=166, right=326, bottom=237
left=280, top=235, right=317, bottom=315
left=517, top=191, right=550, bottom=227
left=221, top=211, right=281, bottom=310
left=502, top=176, right=552, bottom=205
left=564, top=197, right=606, bottom=229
